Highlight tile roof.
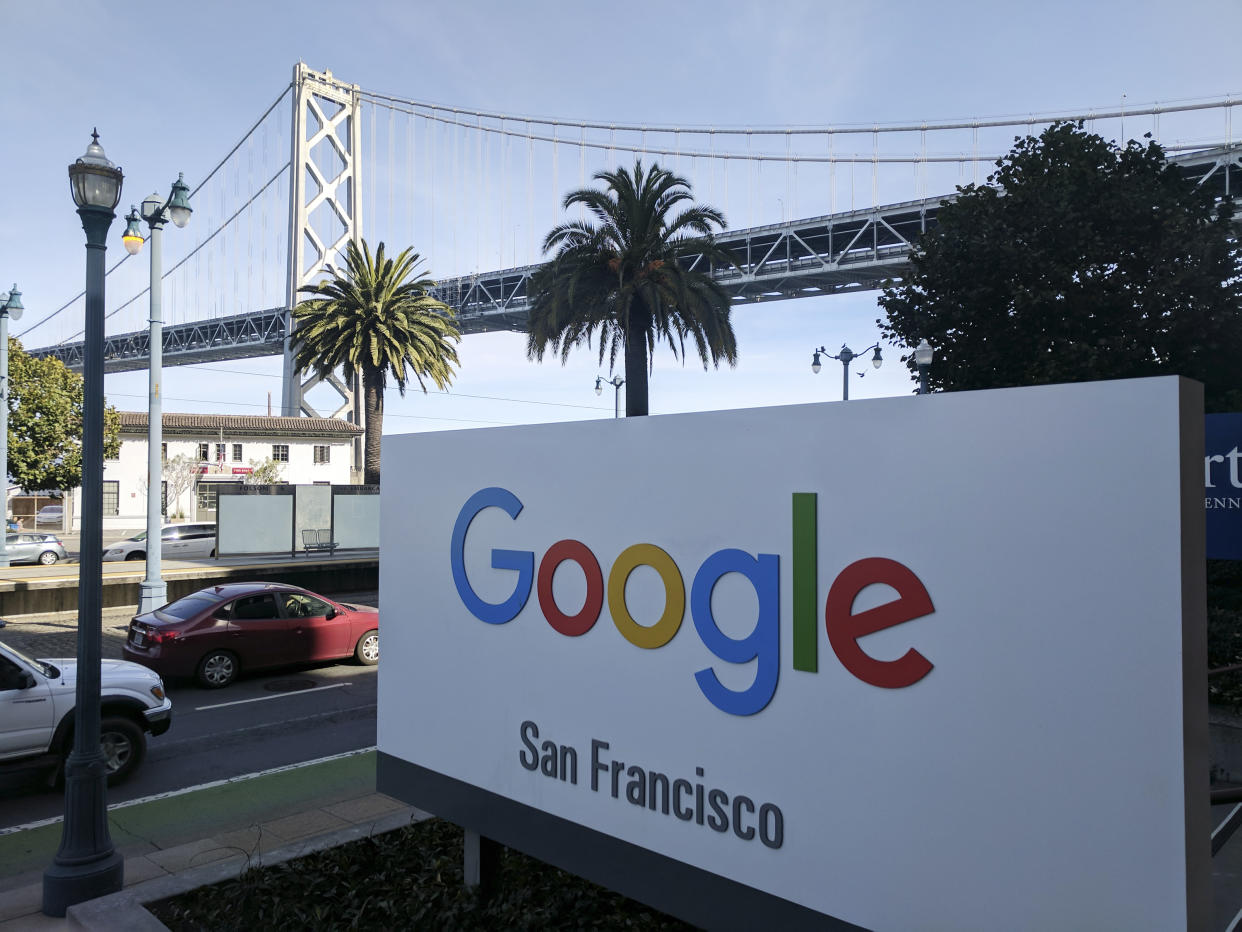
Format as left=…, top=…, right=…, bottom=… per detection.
left=117, top=412, right=363, bottom=438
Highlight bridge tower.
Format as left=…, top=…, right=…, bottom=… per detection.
left=282, top=63, right=364, bottom=477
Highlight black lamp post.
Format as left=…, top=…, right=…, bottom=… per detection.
left=811, top=342, right=882, bottom=401
left=595, top=375, right=624, bottom=419
left=43, top=130, right=125, bottom=917
left=123, top=173, right=192, bottom=614
left=915, top=339, right=935, bottom=394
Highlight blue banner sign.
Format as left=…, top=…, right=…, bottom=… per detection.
left=1206, top=413, right=1242, bottom=559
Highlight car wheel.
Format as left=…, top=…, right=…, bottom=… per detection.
left=197, top=650, right=239, bottom=688
left=38, top=551, right=59, bottom=565
left=97, top=717, right=146, bottom=785
left=354, top=630, right=379, bottom=665
left=126, top=551, right=145, bottom=561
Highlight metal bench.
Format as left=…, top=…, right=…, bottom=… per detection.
left=301, top=528, right=338, bottom=556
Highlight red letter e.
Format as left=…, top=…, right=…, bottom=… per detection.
left=826, top=558, right=934, bottom=689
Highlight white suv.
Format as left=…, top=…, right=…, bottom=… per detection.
left=103, top=523, right=218, bottom=562
left=0, top=624, right=172, bottom=785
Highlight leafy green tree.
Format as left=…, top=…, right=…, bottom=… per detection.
left=6, top=337, right=120, bottom=492
left=878, top=121, right=1242, bottom=410
left=244, top=457, right=285, bottom=485
left=290, top=239, right=461, bottom=485
left=527, top=160, right=738, bottom=417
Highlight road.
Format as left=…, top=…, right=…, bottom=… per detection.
left=0, top=588, right=379, bottom=832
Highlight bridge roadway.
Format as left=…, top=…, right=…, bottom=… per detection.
left=0, top=550, right=378, bottom=618
left=30, top=143, right=1241, bottom=373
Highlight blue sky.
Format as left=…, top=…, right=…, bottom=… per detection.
left=1, top=0, right=1239, bottom=432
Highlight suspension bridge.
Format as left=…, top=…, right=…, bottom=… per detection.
left=22, top=64, right=1242, bottom=462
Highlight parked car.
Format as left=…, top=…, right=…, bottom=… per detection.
left=4, top=533, right=67, bottom=565
left=103, top=523, right=217, bottom=562
left=35, top=505, right=63, bottom=527
left=123, top=582, right=379, bottom=688
left=0, top=621, right=172, bottom=786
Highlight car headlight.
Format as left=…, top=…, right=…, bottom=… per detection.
left=150, top=683, right=165, bottom=701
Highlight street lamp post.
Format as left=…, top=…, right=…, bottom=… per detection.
left=595, top=375, right=624, bottom=418
left=0, top=285, right=24, bottom=569
left=811, top=342, right=882, bottom=401
left=915, top=339, right=935, bottom=395
left=43, top=130, right=126, bottom=918
left=123, top=174, right=192, bottom=614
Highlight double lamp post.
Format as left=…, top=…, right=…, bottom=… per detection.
left=595, top=375, right=624, bottom=418
left=811, top=337, right=936, bottom=398
left=122, top=175, right=192, bottom=614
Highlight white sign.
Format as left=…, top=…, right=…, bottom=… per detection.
left=378, top=376, right=1206, bottom=931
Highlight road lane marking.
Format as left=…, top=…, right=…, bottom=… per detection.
left=0, top=745, right=377, bottom=836
left=194, top=682, right=353, bottom=711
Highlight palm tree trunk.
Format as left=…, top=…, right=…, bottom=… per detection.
left=624, top=307, right=650, bottom=417
left=363, top=367, right=384, bottom=486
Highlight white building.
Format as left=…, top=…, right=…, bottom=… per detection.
left=69, top=412, right=364, bottom=531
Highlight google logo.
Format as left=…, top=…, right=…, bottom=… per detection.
left=451, top=487, right=936, bottom=716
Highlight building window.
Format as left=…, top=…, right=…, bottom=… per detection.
left=198, top=443, right=210, bottom=462
left=196, top=484, right=219, bottom=512
left=102, top=481, right=119, bottom=517
left=161, top=442, right=167, bottom=462
left=215, top=443, right=226, bottom=463
left=232, top=443, right=243, bottom=462
left=272, top=444, right=289, bottom=462
left=313, top=445, right=330, bottom=464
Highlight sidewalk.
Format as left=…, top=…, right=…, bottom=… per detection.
left=0, top=750, right=423, bottom=930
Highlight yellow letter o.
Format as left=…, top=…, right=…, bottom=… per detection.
left=608, top=543, right=685, bottom=649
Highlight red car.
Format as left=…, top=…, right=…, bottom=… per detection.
left=122, top=583, right=379, bottom=688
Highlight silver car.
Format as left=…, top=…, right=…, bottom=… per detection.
left=5, top=533, right=68, bottom=565
left=102, top=523, right=218, bottom=562
left=35, top=505, right=63, bottom=528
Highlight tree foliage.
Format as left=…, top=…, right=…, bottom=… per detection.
left=527, top=160, right=738, bottom=417
left=245, top=457, right=285, bottom=485
left=291, top=239, right=461, bottom=485
left=878, top=122, right=1242, bottom=410
left=6, top=337, right=120, bottom=492
left=161, top=454, right=200, bottom=517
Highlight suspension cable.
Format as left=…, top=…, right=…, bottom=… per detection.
left=358, top=87, right=1238, bottom=137
left=18, top=82, right=294, bottom=340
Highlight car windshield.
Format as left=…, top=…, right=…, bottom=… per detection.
left=1, top=639, right=56, bottom=677
left=157, top=592, right=220, bottom=620
left=131, top=532, right=147, bottom=542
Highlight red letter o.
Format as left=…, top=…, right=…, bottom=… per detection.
left=537, top=540, right=604, bottom=636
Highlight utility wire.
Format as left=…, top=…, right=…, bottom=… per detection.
left=179, top=363, right=614, bottom=412
left=105, top=391, right=537, bottom=426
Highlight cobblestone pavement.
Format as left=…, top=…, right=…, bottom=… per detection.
left=0, top=609, right=132, bottom=661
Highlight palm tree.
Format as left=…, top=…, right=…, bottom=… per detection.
left=527, top=160, right=738, bottom=416
left=291, top=239, right=460, bottom=485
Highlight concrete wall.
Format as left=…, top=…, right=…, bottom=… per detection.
left=0, top=558, right=377, bottom=618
